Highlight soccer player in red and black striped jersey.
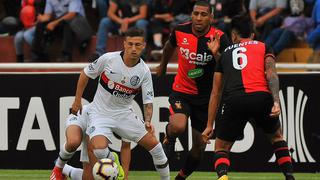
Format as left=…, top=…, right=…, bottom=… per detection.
left=202, top=15, right=295, bottom=180
left=157, top=1, right=231, bottom=179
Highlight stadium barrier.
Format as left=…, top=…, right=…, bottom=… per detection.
left=0, top=63, right=319, bottom=172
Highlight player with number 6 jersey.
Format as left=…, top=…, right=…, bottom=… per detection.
left=202, top=15, right=295, bottom=180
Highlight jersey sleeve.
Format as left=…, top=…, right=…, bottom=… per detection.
left=168, top=28, right=177, bottom=47
left=218, top=33, right=231, bottom=53
left=141, top=68, right=154, bottom=104
left=84, top=54, right=109, bottom=79
left=264, top=44, right=276, bottom=60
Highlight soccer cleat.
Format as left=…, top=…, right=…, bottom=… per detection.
left=112, top=152, right=125, bottom=180
left=50, top=166, right=67, bottom=180
left=285, top=174, right=295, bottom=180
left=217, top=175, right=228, bottom=180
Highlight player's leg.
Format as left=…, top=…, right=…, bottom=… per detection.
left=87, top=117, right=124, bottom=179
left=120, top=140, right=131, bottom=180
left=138, top=132, right=170, bottom=180
left=268, top=128, right=295, bottom=180
left=50, top=115, right=83, bottom=180
left=175, top=102, right=208, bottom=179
left=254, top=93, right=295, bottom=180
left=163, top=92, right=190, bottom=158
left=115, top=112, right=169, bottom=180
left=212, top=96, right=247, bottom=180
left=175, top=129, right=206, bottom=180
left=213, top=138, right=233, bottom=180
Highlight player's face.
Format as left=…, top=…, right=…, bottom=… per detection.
left=124, top=36, right=146, bottom=59
left=191, top=5, right=212, bottom=32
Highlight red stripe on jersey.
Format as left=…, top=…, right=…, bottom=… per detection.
left=101, top=71, right=140, bottom=94
left=214, top=158, right=230, bottom=169
left=277, top=157, right=292, bottom=165
left=274, top=147, right=289, bottom=152
left=173, top=31, right=198, bottom=94
left=169, top=105, right=175, bottom=115
left=240, top=40, right=270, bottom=93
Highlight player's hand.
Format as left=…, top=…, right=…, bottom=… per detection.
left=71, top=101, right=82, bottom=115
left=46, top=21, right=58, bottom=31
left=145, top=121, right=155, bottom=135
left=207, top=32, right=220, bottom=56
left=120, top=18, right=129, bottom=33
left=270, top=102, right=281, bottom=117
left=202, top=127, right=214, bottom=144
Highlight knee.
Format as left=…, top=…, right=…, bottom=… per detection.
left=100, top=18, right=112, bottom=28
left=66, top=137, right=82, bottom=151
left=170, top=125, right=185, bottom=135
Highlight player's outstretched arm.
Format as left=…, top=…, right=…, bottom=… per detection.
left=265, top=56, right=280, bottom=117
left=202, top=72, right=223, bottom=143
left=156, top=41, right=175, bottom=77
left=72, top=70, right=89, bottom=115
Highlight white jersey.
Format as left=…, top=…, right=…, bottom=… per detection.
left=84, top=51, right=154, bottom=113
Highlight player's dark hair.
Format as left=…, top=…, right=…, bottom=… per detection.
left=194, top=0, right=213, bottom=14
left=124, top=27, right=145, bottom=38
left=230, top=14, right=253, bottom=38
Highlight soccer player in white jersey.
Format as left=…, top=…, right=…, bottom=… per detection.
left=50, top=105, right=131, bottom=180
left=72, top=27, right=170, bottom=180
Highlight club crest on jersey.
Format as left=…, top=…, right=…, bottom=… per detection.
left=175, top=101, right=182, bottom=109
left=182, top=38, right=189, bottom=45
left=130, top=76, right=140, bottom=86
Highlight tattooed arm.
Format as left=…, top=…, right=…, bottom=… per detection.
left=143, top=103, right=154, bottom=133
left=265, top=56, right=280, bottom=117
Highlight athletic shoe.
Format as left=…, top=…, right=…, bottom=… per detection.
left=50, top=166, right=67, bottom=180
left=162, top=124, right=175, bottom=159
left=286, top=174, right=295, bottom=180
left=217, top=175, right=228, bottom=180
left=112, top=152, right=125, bottom=180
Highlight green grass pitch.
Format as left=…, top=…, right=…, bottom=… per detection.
left=0, top=170, right=319, bottom=180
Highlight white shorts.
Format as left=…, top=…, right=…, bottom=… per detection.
left=86, top=108, right=147, bottom=144
left=65, top=105, right=90, bottom=162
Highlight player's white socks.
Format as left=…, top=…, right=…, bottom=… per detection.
left=62, top=164, right=83, bottom=180
left=149, top=143, right=170, bottom=180
left=55, top=143, right=75, bottom=168
left=93, top=147, right=115, bottom=160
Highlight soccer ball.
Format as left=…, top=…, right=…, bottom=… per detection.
left=92, top=158, right=119, bottom=180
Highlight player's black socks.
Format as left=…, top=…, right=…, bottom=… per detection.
left=179, top=149, right=203, bottom=178
left=273, top=140, right=294, bottom=178
left=214, top=151, right=230, bottom=178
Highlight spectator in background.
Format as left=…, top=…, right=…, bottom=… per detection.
left=0, top=0, right=21, bottom=36
left=32, top=0, right=87, bottom=62
left=307, top=0, right=320, bottom=63
left=249, top=0, right=287, bottom=40
left=96, top=0, right=109, bottom=19
left=91, top=0, right=148, bottom=60
left=14, top=0, right=45, bottom=62
left=149, top=0, right=192, bottom=59
left=211, top=0, right=246, bottom=34
left=265, top=0, right=314, bottom=55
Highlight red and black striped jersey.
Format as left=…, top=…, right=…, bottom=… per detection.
left=216, top=39, right=274, bottom=99
left=169, top=22, right=231, bottom=96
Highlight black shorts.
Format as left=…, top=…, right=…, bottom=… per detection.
left=216, top=92, right=280, bottom=142
left=168, top=91, right=209, bottom=132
